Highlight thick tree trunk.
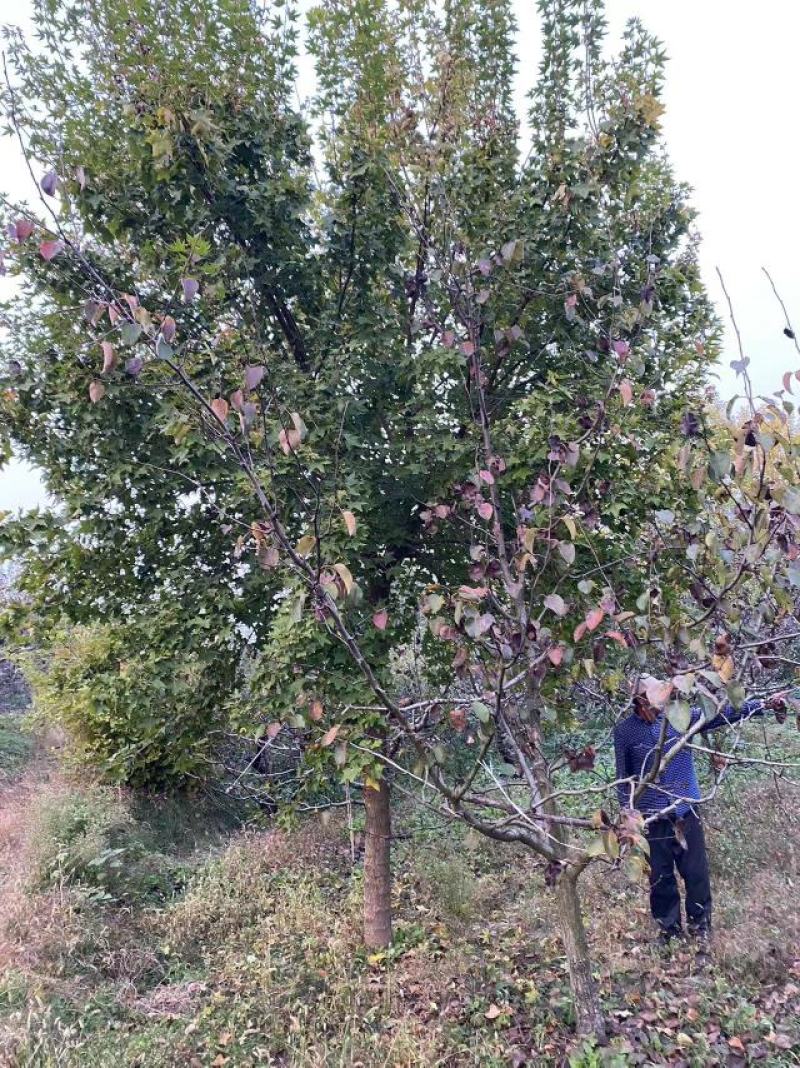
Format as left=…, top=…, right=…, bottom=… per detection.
left=557, top=872, right=605, bottom=1041
left=363, top=778, right=392, bottom=948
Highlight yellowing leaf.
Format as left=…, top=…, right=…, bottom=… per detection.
left=715, top=655, right=735, bottom=683
left=341, top=509, right=357, bottom=536
left=321, top=724, right=341, bottom=746
left=309, top=699, right=324, bottom=722
left=100, top=341, right=116, bottom=374
left=334, top=562, right=354, bottom=594
left=295, top=534, right=316, bottom=557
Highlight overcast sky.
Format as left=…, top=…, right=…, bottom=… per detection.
left=2, top=0, right=799, bottom=513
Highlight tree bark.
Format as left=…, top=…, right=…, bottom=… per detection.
left=557, top=871, right=605, bottom=1041
left=363, top=778, right=393, bottom=948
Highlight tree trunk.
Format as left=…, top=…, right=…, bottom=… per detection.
left=363, top=778, right=392, bottom=948
left=557, top=871, right=605, bottom=1041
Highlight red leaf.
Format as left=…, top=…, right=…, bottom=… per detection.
left=265, top=722, right=282, bottom=740
left=108, top=304, right=120, bottom=324
left=783, top=371, right=794, bottom=394
left=460, top=340, right=475, bottom=357
left=605, top=630, right=628, bottom=648
left=479, top=468, right=495, bottom=485
left=585, top=607, right=605, bottom=632
left=573, top=622, right=587, bottom=642
left=477, top=500, right=493, bottom=521
left=39, top=239, right=63, bottom=261
left=13, top=218, right=34, bottom=242
left=372, top=609, right=388, bottom=631
left=619, top=379, right=634, bottom=406
left=449, top=707, right=467, bottom=731
left=210, top=397, right=229, bottom=422
left=229, top=389, right=244, bottom=411
left=88, top=380, right=105, bottom=404
left=161, top=315, right=176, bottom=343
left=613, top=339, right=630, bottom=359
left=547, top=645, right=564, bottom=666
left=245, top=365, right=266, bottom=390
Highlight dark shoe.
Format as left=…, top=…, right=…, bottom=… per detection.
left=689, top=926, right=712, bottom=958
left=658, top=926, right=684, bottom=945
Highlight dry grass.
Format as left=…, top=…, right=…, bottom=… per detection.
left=1, top=729, right=799, bottom=1065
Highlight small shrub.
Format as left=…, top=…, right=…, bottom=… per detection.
left=28, top=787, right=186, bottom=904
left=23, top=620, right=231, bottom=789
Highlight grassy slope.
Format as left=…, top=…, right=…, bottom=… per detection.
left=0, top=719, right=798, bottom=1067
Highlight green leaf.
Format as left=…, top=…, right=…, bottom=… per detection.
left=120, top=321, right=142, bottom=345
left=725, top=681, right=746, bottom=709
left=665, top=700, right=691, bottom=732
left=708, top=450, right=731, bottom=482
left=471, top=700, right=492, bottom=724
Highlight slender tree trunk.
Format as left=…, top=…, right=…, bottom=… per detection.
left=556, top=871, right=605, bottom=1040
left=363, top=778, right=392, bottom=948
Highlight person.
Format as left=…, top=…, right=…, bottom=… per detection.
left=613, top=681, right=788, bottom=943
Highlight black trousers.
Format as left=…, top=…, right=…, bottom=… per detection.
left=645, top=811, right=712, bottom=935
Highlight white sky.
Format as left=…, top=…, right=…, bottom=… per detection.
left=2, top=0, right=799, bottom=512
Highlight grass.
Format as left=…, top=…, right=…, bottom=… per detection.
left=0, top=717, right=799, bottom=1066
left=0, top=714, right=34, bottom=782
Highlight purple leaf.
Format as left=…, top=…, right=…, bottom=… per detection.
left=40, top=170, right=58, bottom=196
left=612, top=339, right=630, bottom=358
left=181, top=277, right=199, bottom=302
left=14, top=219, right=34, bottom=242
left=544, top=593, right=567, bottom=617
left=125, top=356, right=144, bottom=377
left=161, top=316, right=177, bottom=343
left=244, top=365, right=265, bottom=390
left=239, top=401, right=257, bottom=431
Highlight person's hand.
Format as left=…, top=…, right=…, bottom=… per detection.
left=633, top=695, right=659, bottom=724
left=767, top=690, right=789, bottom=723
